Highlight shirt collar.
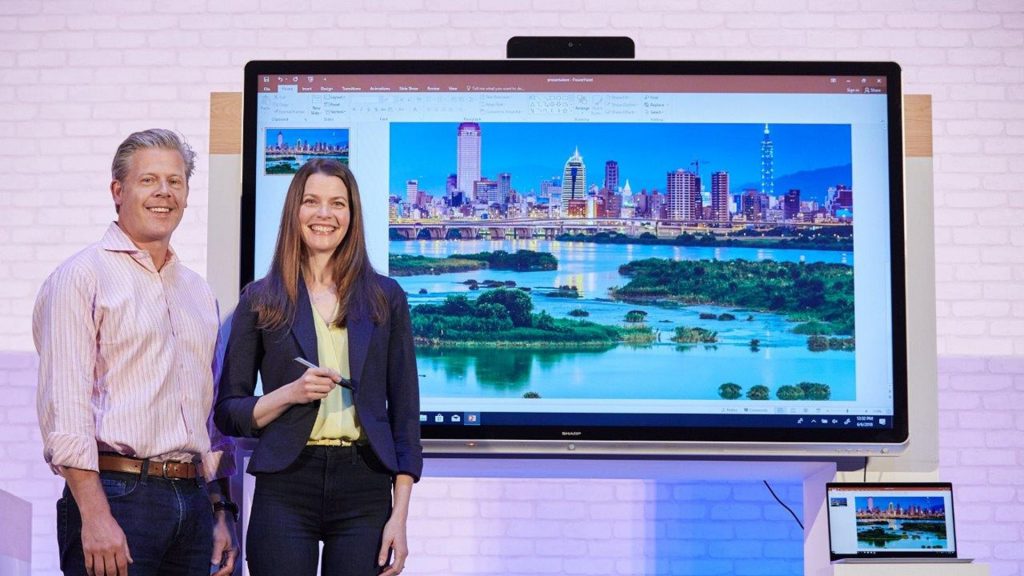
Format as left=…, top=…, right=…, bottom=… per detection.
left=100, top=221, right=179, bottom=268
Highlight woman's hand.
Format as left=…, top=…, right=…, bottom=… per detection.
left=252, top=365, right=341, bottom=429
left=287, top=367, right=341, bottom=404
left=377, top=516, right=408, bottom=576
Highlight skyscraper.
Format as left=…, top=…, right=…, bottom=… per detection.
left=742, top=188, right=763, bottom=221
left=826, top=184, right=853, bottom=220
left=456, top=122, right=481, bottom=202
left=498, top=172, right=512, bottom=205
left=784, top=189, right=801, bottom=220
left=446, top=173, right=460, bottom=207
left=761, top=124, right=774, bottom=198
left=604, top=194, right=620, bottom=218
left=474, top=178, right=499, bottom=205
left=405, top=180, right=419, bottom=208
left=620, top=179, right=635, bottom=218
left=650, top=190, right=666, bottom=219
left=561, top=147, right=587, bottom=218
left=711, top=171, right=730, bottom=223
left=635, top=188, right=648, bottom=217
left=604, top=160, right=619, bottom=193
left=541, top=177, right=561, bottom=201
left=666, top=169, right=699, bottom=221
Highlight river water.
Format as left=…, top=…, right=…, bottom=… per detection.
left=390, top=238, right=855, bottom=401
left=857, top=520, right=948, bottom=549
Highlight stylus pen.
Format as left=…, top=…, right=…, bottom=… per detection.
left=294, top=357, right=353, bottom=388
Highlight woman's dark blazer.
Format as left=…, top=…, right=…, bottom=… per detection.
left=214, top=274, right=423, bottom=481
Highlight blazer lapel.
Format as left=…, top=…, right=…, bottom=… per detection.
left=347, top=304, right=374, bottom=393
left=292, top=281, right=318, bottom=365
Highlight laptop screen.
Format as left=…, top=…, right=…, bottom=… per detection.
left=826, top=482, right=958, bottom=561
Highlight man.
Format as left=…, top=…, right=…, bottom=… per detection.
left=34, top=129, right=238, bottom=576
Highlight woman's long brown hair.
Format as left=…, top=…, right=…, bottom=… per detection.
left=249, top=158, right=387, bottom=330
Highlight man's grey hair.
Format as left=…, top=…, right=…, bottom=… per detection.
left=111, top=128, right=196, bottom=183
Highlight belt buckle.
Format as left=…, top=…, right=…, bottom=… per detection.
left=162, top=460, right=171, bottom=479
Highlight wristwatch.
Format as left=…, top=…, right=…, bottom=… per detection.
left=212, top=500, right=239, bottom=522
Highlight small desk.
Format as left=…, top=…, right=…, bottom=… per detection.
left=0, top=489, right=31, bottom=576
left=833, top=562, right=989, bottom=576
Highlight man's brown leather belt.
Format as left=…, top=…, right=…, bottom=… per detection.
left=98, top=454, right=199, bottom=480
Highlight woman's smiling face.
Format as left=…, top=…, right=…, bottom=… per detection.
left=298, top=172, right=351, bottom=259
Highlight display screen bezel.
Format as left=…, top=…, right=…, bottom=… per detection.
left=241, top=59, right=908, bottom=452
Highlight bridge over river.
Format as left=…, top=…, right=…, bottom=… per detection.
left=390, top=217, right=845, bottom=240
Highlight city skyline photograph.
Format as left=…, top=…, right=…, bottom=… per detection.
left=389, top=121, right=852, bottom=202
left=386, top=122, right=859, bottom=406
left=264, top=127, right=350, bottom=174
left=855, top=497, right=947, bottom=517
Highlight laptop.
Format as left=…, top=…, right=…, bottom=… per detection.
left=826, top=482, right=973, bottom=564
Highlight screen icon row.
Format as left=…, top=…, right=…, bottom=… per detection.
left=420, top=412, right=480, bottom=425
left=794, top=415, right=889, bottom=427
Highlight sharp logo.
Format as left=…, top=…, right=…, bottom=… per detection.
left=561, top=431, right=583, bottom=437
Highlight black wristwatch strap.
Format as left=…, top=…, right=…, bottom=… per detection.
left=212, top=500, right=239, bottom=522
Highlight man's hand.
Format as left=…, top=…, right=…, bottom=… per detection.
left=81, top=510, right=132, bottom=576
left=64, top=468, right=133, bottom=576
left=377, top=516, right=408, bottom=576
left=210, top=512, right=238, bottom=576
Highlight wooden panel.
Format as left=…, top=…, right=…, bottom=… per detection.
left=904, top=94, right=932, bottom=158
left=209, top=92, right=242, bottom=154
left=209, top=91, right=933, bottom=159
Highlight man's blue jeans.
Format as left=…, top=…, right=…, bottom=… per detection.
left=57, top=470, right=213, bottom=575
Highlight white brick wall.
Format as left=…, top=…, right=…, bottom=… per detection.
left=1, top=1, right=1022, bottom=575
left=0, top=0, right=1020, bottom=354
left=938, top=357, right=1024, bottom=576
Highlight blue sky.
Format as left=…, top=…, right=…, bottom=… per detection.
left=266, top=127, right=349, bottom=148
left=389, top=122, right=851, bottom=197
left=855, top=497, right=946, bottom=514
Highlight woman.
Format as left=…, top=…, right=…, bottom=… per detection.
left=215, top=158, right=422, bottom=576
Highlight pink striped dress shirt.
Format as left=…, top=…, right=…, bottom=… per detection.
left=34, top=222, right=234, bottom=481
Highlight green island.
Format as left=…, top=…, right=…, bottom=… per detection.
left=672, top=326, right=718, bottom=344
left=411, top=288, right=655, bottom=348
left=857, top=527, right=905, bottom=546
left=807, top=334, right=856, bottom=351
left=537, top=285, right=580, bottom=299
left=389, top=250, right=558, bottom=277
left=614, top=257, right=854, bottom=338
left=699, top=312, right=737, bottom=321
left=390, top=254, right=487, bottom=276
left=916, top=522, right=947, bottom=535
left=557, top=226, right=853, bottom=251
left=265, top=161, right=297, bottom=175
left=717, top=381, right=832, bottom=400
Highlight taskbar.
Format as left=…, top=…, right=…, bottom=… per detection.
left=419, top=412, right=893, bottom=430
